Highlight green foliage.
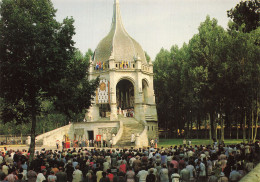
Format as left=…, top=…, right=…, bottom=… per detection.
left=0, top=0, right=75, bottom=123
left=227, top=0, right=260, bottom=33
left=145, top=51, right=151, bottom=62
left=154, top=14, right=260, bottom=139
left=53, top=50, right=99, bottom=120
left=158, top=139, right=245, bottom=148
left=0, top=0, right=98, bottom=158
left=85, top=48, right=94, bottom=63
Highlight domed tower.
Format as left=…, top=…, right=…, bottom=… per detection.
left=87, top=0, right=158, bottom=145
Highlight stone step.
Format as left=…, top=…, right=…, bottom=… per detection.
left=35, top=139, right=43, bottom=147
left=116, top=117, right=144, bottom=147
left=145, top=115, right=156, bottom=121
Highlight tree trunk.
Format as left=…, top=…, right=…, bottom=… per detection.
left=236, top=119, right=239, bottom=140
left=196, top=119, right=199, bottom=139
left=198, top=118, right=201, bottom=139
left=251, top=109, right=254, bottom=142
left=221, top=116, right=224, bottom=142
left=248, top=110, right=251, bottom=143
left=229, top=122, right=232, bottom=139
left=208, top=113, right=212, bottom=141
left=205, top=118, right=207, bottom=139
left=29, top=107, right=37, bottom=165
left=20, top=128, right=23, bottom=144
left=187, top=119, right=190, bottom=139
left=253, top=101, right=259, bottom=143
left=243, top=111, right=246, bottom=143
left=210, top=112, right=216, bottom=141
left=216, top=122, right=218, bottom=143
left=190, top=119, right=192, bottom=138
left=188, top=119, right=192, bottom=139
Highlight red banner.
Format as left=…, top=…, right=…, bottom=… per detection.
left=96, top=135, right=101, bottom=142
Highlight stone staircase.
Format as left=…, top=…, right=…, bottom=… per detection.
left=35, top=139, right=43, bottom=147
left=115, top=116, right=144, bottom=147
left=145, top=114, right=156, bottom=121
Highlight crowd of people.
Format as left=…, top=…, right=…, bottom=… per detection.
left=0, top=140, right=259, bottom=182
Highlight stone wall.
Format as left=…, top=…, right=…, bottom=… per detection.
left=147, top=121, right=158, bottom=140
left=70, top=121, right=119, bottom=141
left=37, top=122, right=119, bottom=147
left=240, top=163, right=260, bottom=182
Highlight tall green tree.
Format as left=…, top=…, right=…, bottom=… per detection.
left=225, top=26, right=260, bottom=142
left=0, top=0, right=98, bottom=162
left=187, top=16, right=228, bottom=140
left=227, top=0, right=260, bottom=33
left=227, top=0, right=260, bottom=142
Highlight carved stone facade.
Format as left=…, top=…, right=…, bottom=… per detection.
left=85, top=0, right=158, bottom=145
left=98, top=127, right=118, bottom=140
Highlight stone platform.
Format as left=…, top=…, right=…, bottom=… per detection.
left=33, top=115, right=149, bottom=148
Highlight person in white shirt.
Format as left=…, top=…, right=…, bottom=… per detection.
left=72, top=165, right=83, bottom=182
left=136, top=167, right=148, bottom=182
left=186, top=161, right=196, bottom=181
left=131, top=133, right=135, bottom=143
left=129, top=156, right=136, bottom=167
left=197, top=159, right=206, bottom=181
left=36, top=169, right=46, bottom=182
left=171, top=168, right=180, bottom=182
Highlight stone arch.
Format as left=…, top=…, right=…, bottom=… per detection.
left=142, top=79, right=149, bottom=104
left=116, top=76, right=135, bottom=86
left=116, top=77, right=135, bottom=112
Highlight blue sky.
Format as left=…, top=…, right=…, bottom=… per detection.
left=52, top=0, right=241, bottom=60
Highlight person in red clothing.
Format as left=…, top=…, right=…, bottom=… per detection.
left=107, top=169, right=114, bottom=182
left=178, top=157, right=186, bottom=171
left=171, top=157, right=179, bottom=169
left=119, top=161, right=126, bottom=174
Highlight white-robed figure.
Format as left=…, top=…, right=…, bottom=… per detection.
left=123, top=110, right=127, bottom=117
left=131, top=133, right=135, bottom=143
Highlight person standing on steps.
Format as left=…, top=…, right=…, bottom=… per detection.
left=155, top=138, right=158, bottom=148
left=150, top=139, right=155, bottom=147
left=131, top=133, right=135, bottom=144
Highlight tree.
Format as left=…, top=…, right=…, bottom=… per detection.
left=187, top=16, right=229, bottom=141
left=226, top=27, right=260, bottom=142
left=227, top=0, right=260, bottom=33
left=85, top=48, right=94, bottom=63
left=0, top=0, right=98, bottom=163
left=145, top=51, right=151, bottom=62
left=227, top=0, right=260, bottom=142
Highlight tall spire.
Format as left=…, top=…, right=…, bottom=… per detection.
left=94, top=0, right=147, bottom=63
left=111, top=0, right=126, bottom=33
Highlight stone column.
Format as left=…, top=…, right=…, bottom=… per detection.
left=110, top=103, right=118, bottom=120
left=135, top=70, right=145, bottom=121
left=135, top=133, right=141, bottom=147
left=109, top=71, right=118, bottom=121
left=87, top=105, right=99, bottom=121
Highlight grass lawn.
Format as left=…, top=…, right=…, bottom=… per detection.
left=158, top=138, right=244, bottom=148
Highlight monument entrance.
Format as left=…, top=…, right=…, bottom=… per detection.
left=87, top=131, right=94, bottom=140
left=116, top=79, right=134, bottom=111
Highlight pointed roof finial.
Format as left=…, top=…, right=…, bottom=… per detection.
left=94, top=0, right=147, bottom=63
